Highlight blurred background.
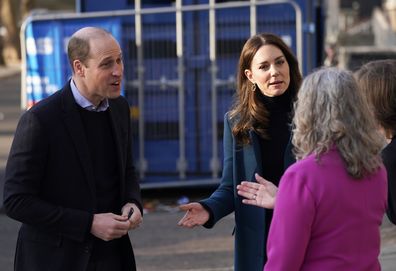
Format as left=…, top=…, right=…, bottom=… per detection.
left=3, top=0, right=396, bottom=188
left=0, top=0, right=74, bottom=66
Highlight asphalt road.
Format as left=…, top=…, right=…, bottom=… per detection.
left=0, top=208, right=235, bottom=271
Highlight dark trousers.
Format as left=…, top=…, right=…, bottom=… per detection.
left=86, top=253, right=122, bottom=271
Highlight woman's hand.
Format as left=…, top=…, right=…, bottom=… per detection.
left=237, top=173, right=278, bottom=209
left=178, top=202, right=210, bottom=228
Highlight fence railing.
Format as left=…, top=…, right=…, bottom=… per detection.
left=20, top=0, right=304, bottom=187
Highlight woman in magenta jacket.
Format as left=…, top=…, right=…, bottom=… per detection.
left=238, top=67, right=387, bottom=271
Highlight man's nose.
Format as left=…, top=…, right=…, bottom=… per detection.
left=113, top=63, right=123, bottom=76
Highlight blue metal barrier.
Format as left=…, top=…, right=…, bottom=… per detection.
left=22, top=1, right=323, bottom=187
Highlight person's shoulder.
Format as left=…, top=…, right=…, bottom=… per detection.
left=282, top=153, right=327, bottom=184
left=224, top=111, right=231, bottom=121
left=383, top=138, right=396, bottom=156
left=109, top=96, right=130, bottom=118
left=110, top=95, right=129, bottom=107
left=16, top=90, right=63, bottom=129
left=28, top=90, right=62, bottom=115
left=281, top=155, right=331, bottom=199
left=25, top=82, right=72, bottom=124
left=225, top=111, right=240, bottom=128
left=282, top=156, right=309, bottom=178
left=285, top=148, right=349, bottom=183
left=287, top=153, right=317, bottom=171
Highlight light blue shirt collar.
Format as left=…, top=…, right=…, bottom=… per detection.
left=70, top=79, right=109, bottom=112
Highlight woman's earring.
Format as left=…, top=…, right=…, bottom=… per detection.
left=251, top=83, right=256, bottom=92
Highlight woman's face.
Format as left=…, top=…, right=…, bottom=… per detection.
left=244, top=44, right=290, bottom=97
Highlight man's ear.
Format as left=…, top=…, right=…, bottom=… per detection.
left=244, top=69, right=254, bottom=84
left=73, top=60, right=85, bottom=77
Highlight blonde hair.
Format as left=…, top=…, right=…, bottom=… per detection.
left=292, top=67, right=385, bottom=179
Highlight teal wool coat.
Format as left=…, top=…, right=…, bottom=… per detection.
left=201, top=113, right=293, bottom=271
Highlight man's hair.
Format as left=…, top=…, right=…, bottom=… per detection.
left=67, top=27, right=111, bottom=73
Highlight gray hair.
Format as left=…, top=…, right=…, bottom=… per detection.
left=292, top=67, right=385, bottom=179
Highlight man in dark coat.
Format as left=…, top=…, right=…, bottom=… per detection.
left=3, top=27, right=143, bottom=271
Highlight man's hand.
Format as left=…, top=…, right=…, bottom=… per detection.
left=90, top=213, right=131, bottom=241
left=121, top=203, right=143, bottom=230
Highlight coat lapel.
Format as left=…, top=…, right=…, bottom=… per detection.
left=108, top=100, right=126, bottom=194
left=60, top=84, right=97, bottom=204
left=248, top=130, right=263, bottom=180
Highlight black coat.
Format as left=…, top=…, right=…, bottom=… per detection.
left=3, top=82, right=142, bottom=271
left=383, top=136, right=396, bottom=224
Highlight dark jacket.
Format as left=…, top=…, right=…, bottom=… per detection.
left=200, top=113, right=294, bottom=271
left=3, top=82, right=142, bottom=271
left=383, top=136, right=396, bottom=224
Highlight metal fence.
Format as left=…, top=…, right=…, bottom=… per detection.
left=21, top=0, right=311, bottom=187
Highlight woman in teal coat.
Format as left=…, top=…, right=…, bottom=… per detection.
left=178, top=33, right=302, bottom=271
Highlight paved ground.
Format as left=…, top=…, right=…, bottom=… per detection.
left=0, top=204, right=235, bottom=271
left=1, top=66, right=396, bottom=270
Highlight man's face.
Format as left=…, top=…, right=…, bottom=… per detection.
left=80, top=35, right=124, bottom=105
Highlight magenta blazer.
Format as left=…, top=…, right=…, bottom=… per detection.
left=264, top=147, right=387, bottom=271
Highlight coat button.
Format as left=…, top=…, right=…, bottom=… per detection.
left=84, top=245, right=91, bottom=253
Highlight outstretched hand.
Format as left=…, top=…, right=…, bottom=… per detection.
left=178, top=202, right=209, bottom=228
left=237, top=173, right=278, bottom=209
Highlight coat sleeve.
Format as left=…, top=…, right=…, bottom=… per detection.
left=200, top=113, right=235, bottom=228
left=3, top=111, right=93, bottom=243
left=264, top=169, right=315, bottom=271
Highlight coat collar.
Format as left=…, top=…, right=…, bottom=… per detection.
left=107, top=101, right=126, bottom=185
